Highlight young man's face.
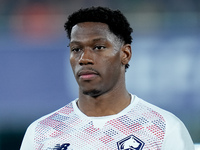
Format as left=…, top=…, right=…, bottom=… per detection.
left=69, top=22, right=126, bottom=97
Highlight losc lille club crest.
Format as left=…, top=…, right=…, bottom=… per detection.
left=117, top=135, right=145, bottom=150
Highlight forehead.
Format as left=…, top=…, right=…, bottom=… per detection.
left=70, top=22, right=115, bottom=43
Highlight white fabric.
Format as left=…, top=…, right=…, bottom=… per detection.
left=20, top=95, right=194, bottom=150
left=195, top=144, right=200, bottom=150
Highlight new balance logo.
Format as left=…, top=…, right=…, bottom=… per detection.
left=52, top=143, right=70, bottom=150
left=117, top=135, right=145, bottom=150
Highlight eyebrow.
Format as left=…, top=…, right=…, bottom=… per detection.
left=92, top=38, right=107, bottom=42
left=69, top=38, right=107, bottom=46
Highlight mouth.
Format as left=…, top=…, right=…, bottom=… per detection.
left=77, top=69, right=99, bottom=80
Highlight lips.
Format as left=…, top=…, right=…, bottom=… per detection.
left=77, top=69, right=99, bottom=80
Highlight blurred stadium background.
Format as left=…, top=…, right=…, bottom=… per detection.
left=0, top=0, right=199, bottom=149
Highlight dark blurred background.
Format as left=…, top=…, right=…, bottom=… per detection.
left=0, top=0, right=199, bottom=149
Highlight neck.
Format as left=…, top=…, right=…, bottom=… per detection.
left=77, top=85, right=131, bottom=117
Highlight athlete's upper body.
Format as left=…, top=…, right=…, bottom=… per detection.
left=20, top=95, right=194, bottom=150
left=20, top=6, right=194, bottom=150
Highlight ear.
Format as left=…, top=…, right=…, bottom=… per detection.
left=121, top=44, right=132, bottom=66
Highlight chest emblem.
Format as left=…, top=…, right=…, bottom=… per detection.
left=117, top=135, right=145, bottom=150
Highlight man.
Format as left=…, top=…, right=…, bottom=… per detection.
left=20, top=7, right=194, bottom=150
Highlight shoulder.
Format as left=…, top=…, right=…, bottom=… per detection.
left=134, top=96, right=189, bottom=134
left=134, top=95, right=194, bottom=150
left=134, top=96, right=182, bottom=124
left=20, top=101, right=76, bottom=150
left=135, top=96, right=180, bottom=124
left=30, top=101, right=75, bottom=127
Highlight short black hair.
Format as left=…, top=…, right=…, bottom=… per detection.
left=64, top=6, right=133, bottom=70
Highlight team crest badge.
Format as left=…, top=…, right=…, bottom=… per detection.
left=117, top=135, right=145, bottom=150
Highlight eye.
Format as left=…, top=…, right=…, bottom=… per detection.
left=71, top=47, right=81, bottom=52
left=93, top=46, right=106, bottom=50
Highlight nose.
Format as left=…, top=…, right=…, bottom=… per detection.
left=79, top=48, right=94, bottom=65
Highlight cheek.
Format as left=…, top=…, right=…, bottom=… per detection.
left=104, top=52, right=121, bottom=68
left=69, top=56, right=73, bottom=66
left=70, top=56, right=77, bottom=73
left=101, top=54, right=121, bottom=75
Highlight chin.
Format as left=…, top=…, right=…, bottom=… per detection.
left=82, top=89, right=102, bottom=97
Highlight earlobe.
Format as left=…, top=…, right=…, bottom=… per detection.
left=121, top=44, right=132, bottom=65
